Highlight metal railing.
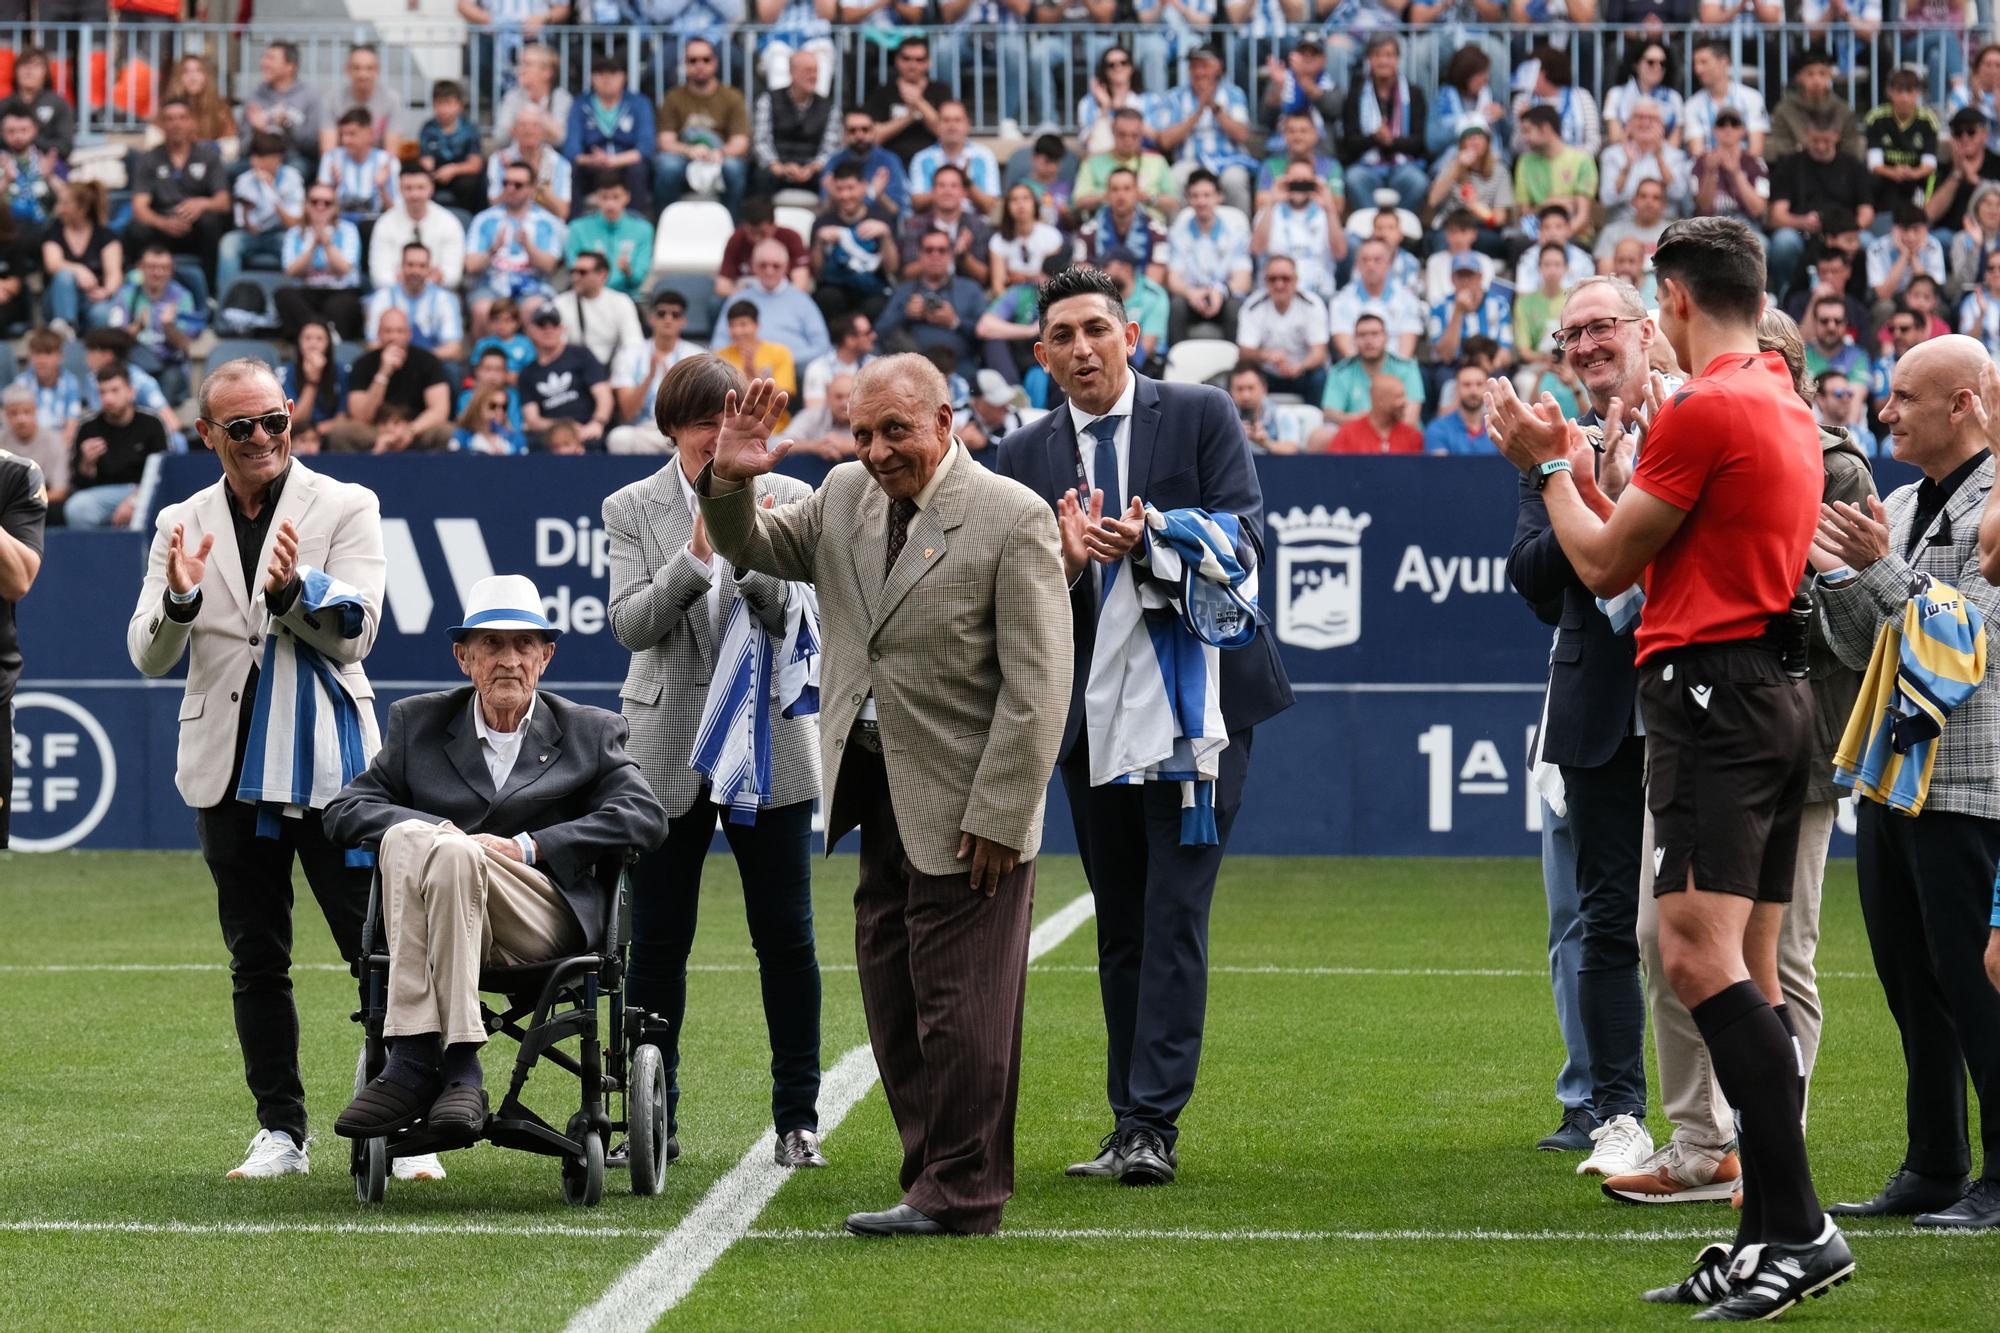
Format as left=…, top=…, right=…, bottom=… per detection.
left=3, top=18, right=1996, bottom=143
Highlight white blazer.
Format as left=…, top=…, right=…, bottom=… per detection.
left=127, top=462, right=386, bottom=809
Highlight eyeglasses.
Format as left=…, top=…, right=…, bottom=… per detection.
left=1551, top=315, right=1644, bottom=350
left=1823, top=388, right=1855, bottom=400
left=654, top=305, right=686, bottom=317
left=1639, top=55, right=1664, bottom=66
left=920, top=243, right=952, bottom=254
left=202, top=412, right=291, bottom=442
left=1956, top=125, right=1987, bottom=137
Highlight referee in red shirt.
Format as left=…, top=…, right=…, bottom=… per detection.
left=1488, top=217, right=1852, bottom=1321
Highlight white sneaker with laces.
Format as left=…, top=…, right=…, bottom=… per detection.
left=394, top=1153, right=447, bottom=1181
left=1576, top=1113, right=1654, bottom=1178
left=227, top=1128, right=310, bottom=1179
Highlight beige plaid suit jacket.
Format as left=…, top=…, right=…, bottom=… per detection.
left=700, top=443, right=1073, bottom=875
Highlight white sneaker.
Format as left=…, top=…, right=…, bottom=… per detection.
left=998, top=117, right=1024, bottom=141
left=227, top=1128, right=310, bottom=1179
left=394, top=1152, right=448, bottom=1181
left=1577, top=1113, right=1654, bottom=1177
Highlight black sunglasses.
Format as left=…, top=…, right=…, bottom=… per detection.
left=202, top=412, right=291, bottom=442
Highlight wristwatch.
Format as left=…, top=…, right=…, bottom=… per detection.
left=1534, top=458, right=1573, bottom=491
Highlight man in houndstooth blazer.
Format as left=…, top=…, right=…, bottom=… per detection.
left=602, top=354, right=827, bottom=1172
left=699, top=355, right=1072, bottom=1238
left=1814, top=335, right=2000, bottom=1230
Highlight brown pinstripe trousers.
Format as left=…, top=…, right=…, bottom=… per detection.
left=844, top=743, right=1036, bottom=1235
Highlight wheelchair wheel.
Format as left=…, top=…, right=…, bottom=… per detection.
left=562, top=1129, right=605, bottom=1207
left=627, top=1044, right=668, bottom=1197
left=355, top=1137, right=387, bottom=1204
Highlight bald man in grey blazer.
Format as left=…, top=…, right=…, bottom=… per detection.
left=699, top=356, right=1072, bottom=1237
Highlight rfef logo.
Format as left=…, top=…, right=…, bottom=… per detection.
left=1269, top=505, right=1371, bottom=650
left=8, top=692, right=118, bottom=851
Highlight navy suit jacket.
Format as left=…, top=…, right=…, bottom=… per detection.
left=1506, top=465, right=1638, bottom=772
left=994, top=374, right=1295, bottom=761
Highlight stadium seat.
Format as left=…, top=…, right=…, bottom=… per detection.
left=1345, top=206, right=1422, bottom=242
left=774, top=205, right=818, bottom=247
left=334, top=340, right=366, bottom=370
left=1275, top=403, right=1323, bottom=441
left=1163, top=339, right=1240, bottom=387
left=647, top=274, right=719, bottom=336
left=651, top=201, right=736, bottom=280
left=208, top=338, right=282, bottom=372
left=772, top=188, right=819, bottom=211
left=0, top=341, right=14, bottom=385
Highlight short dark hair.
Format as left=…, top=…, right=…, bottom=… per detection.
left=1694, top=37, right=1731, bottom=62
left=1796, top=45, right=1835, bottom=72
left=574, top=249, right=609, bottom=271
left=1443, top=209, right=1480, bottom=231
left=83, top=327, right=136, bottom=357
left=1810, top=292, right=1848, bottom=319
left=1230, top=360, right=1267, bottom=385
left=1110, top=107, right=1144, bottom=126
left=1888, top=66, right=1923, bottom=94
left=894, top=35, right=928, bottom=58
left=248, top=131, right=287, bottom=159
left=1036, top=265, right=1126, bottom=334
left=1186, top=168, right=1221, bottom=194
left=401, top=240, right=431, bottom=261
left=1892, top=201, right=1929, bottom=230
left=1521, top=105, right=1562, bottom=134
left=829, top=311, right=868, bottom=344
left=1804, top=108, right=1842, bottom=135
left=94, top=362, right=130, bottom=387
left=725, top=300, right=760, bottom=324
left=1537, top=202, right=1570, bottom=223
left=433, top=79, right=465, bottom=104
left=1033, top=133, right=1066, bottom=160
left=654, top=353, right=745, bottom=436
left=651, top=289, right=688, bottom=312
left=592, top=54, right=624, bottom=76
left=831, top=159, right=865, bottom=182
left=476, top=345, right=509, bottom=366
left=0, top=106, right=31, bottom=125
left=1531, top=44, right=1572, bottom=88
left=1819, top=204, right=1858, bottom=235
left=741, top=196, right=775, bottom=226
left=400, top=165, right=433, bottom=185
left=1353, top=312, right=1386, bottom=331
left=337, top=106, right=372, bottom=131
left=141, top=242, right=175, bottom=262
left=1652, top=217, right=1766, bottom=327
left=157, top=95, right=193, bottom=118
left=928, top=163, right=967, bottom=190
left=269, top=41, right=300, bottom=68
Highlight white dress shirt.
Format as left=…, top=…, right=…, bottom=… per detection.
left=1066, top=371, right=1136, bottom=508
left=471, top=695, right=541, bottom=862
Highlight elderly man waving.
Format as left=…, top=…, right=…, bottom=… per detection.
left=325, top=575, right=666, bottom=1145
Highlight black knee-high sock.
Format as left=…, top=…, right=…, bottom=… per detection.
left=380, top=1033, right=442, bottom=1089
left=1692, top=981, right=1822, bottom=1245
left=1772, top=1003, right=1807, bottom=1109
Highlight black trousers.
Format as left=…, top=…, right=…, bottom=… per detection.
left=625, top=795, right=822, bottom=1136
left=1560, top=735, right=1649, bottom=1120
left=1855, top=800, right=2000, bottom=1182
left=1060, top=728, right=1253, bottom=1148
left=0, top=666, right=15, bottom=847
left=1168, top=292, right=1241, bottom=345
left=274, top=286, right=364, bottom=342
left=194, top=799, right=369, bottom=1141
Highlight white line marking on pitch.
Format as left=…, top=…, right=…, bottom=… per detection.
left=563, top=891, right=1100, bottom=1333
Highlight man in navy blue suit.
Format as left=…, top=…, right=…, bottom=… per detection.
left=994, top=267, right=1294, bottom=1186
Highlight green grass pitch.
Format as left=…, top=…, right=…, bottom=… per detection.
left=0, top=852, right=1993, bottom=1330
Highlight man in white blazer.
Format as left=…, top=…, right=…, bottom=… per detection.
left=125, top=358, right=414, bottom=1182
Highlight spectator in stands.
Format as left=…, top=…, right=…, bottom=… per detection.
left=556, top=250, right=646, bottom=372
left=41, top=180, right=121, bottom=337
left=1321, top=308, right=1421, bottom=424
left=822, top=109, right=913, bottom=218
left=1811, top=367, right=1876, bottom=453
left=1338, top=34, right=1427, bottom=216
left=239, top=42, right=328, bottom=172
left=1322, top=373, right=1422, bottom=453
left=1369, top=209, right=1424, bottom=302
left=1804, top=291, right=1873, bottom=380
left=1257, top=110, right=1342, bottom=215
left=3, top=383, right=66, bottom=512
left=1424, top=123, right=1513, bottom=252
left=787, top=368, right=858, bottom=459
left=10, top=330, right=85, bottom=447
left=1926, top=108, right=2000, bottom=250
left=80, top=328, right=185, bottom=449
left=1798, top=1, right=1880, bottom=92
left=1770, top=114, right=1877, bottom=299
left=755, top=0, right=839, bottom=96
left=168, top=54, right=235, bottom=155
left=710, top=237, right=832, bottom=364
left=567, top=182, right=652, bottom=300
left=1602, top=39, right=1683, bottom=146
left=1079, top=167, right=1169, bottom=278
left=899, top=165, right=995, bottom=286
left=1690, top=108, right=1767, bottom=223
left=217, top=134, right=303, bottom=305
left=1253, top=161, right=1343, bottom=302
left=1682, top=36, right=1768, bottom=157
left=452, top=383, right=528, bottom=454
left=1512, top=43, right=1602, bottom=157
left=654, top=37, right=750, bottom=216
left=1073, top=109, right=1178, bottom=221
left=1897, top=271, right=1953, bottom=342
left=1513, top=242, right=1572, bottom=368
left=1236, top=254, right=1330, bottom=401
left=366, top=241, right=465, bottom=359
left=718, top=198, right=811, bottom=297
left=1259, top=35, right=1341, bottom=142
left=336, top=44, right=407, bottom=157
left=276, top=184, right=365, bottom=341
left=1426, top=43, right=1507, bottom=161
left=864, top=36, right=951, bottom=167
left=466, top=163, right=566, bottom=332
left=1228, top=361, right=1302, bottom=454
left=956, top=368, right=1023, bottom=455
left=1423, top=362, right=1497, bottom=454
left=419, top=81, right=487, bottom=217
left=1167, top=168, right=1252, bottom=344
left=801, top=309, right=876, bottom=409
left=107, top=245, right=203, bottom=405
left=1422, top=209, right=1495, bottom=303
left=604, top=290, right=703, bottom=452
left=978, top=249, right=1056, bottom=384
left=1429, top=252, right=1513, bottom=369
left=329, top=306, right=455, bottom=452
left=1599, top=98, right=1688, bottom=222
left=64, top=364, right=165, bottom=529
left=1077, top=45, right=1150, bottom=158
left=909, top=101, right=1000, bottom=217
left=369, top=168, right=467, bottom=292
left=1784, top=224, right=1873, bottom=337
left=319, top=108, right=400, bottom=248
left=1768, top=46, right=1865, bottom=162
left=715, top=298, right=798, bottom=422
left=1869, top=202, right=1946, bottom=320
left=0, top=47, right=74, bottom=161
left=128, top=98, right=231, bottom=293
left=1868, top=302, right=1929, bottom=414
left=1101, top=247, right=1169, bottom=376
left=812, top=162, right=900, bottom=321
left=1021, top=133, right=1076, bottom=229
left=1866, top=67, right=1943, bottom=217
left=1513, top=105, right=1595, bottom=241
left=456, top=342, right=525, bottom=432
left=490, top=41, right=572, bottom=144
left=565, top=58, right=654, bottom=209
left=1596, top=177, right=1670, bottom=269
left=283, top=320, right=350, bottom=448
left=752, top=49, right=840, bottom=204
left=1512, top=202, right=1593, bottom=290
left=877, top=227, right=987, bottom=361
left=1330, top=236, right=1422, bottom=358
left=1154, top=44, right=1257, bottom=213
left=487, top=106, right=572, bottom=222
left=1961, top=243, right=2000, bottom=354
left=1607, top=236, right=1657, bottom=305
left=512, top=305, right=612, bottom=449
left=990, top=182, right=1068, bottom=293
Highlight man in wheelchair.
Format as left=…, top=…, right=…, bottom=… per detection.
left=325, top=574, right=667, bottom=1142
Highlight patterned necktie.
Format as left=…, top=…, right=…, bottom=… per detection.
left=885, top=496, right=918, bottom=577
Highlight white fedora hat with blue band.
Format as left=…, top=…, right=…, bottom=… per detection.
left=447, top=574, right=562, bottom=641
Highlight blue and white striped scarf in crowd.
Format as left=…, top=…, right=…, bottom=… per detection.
left=691, top=582, right=822, bottom=824
left=234, top=566, right=381, bottom=865
left=1086, top=507, right=1263, bottom=845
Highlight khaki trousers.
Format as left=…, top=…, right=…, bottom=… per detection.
left=1638, top=799, right=1834, bottom=1148
left=379, top=819, right=583, bottom=1047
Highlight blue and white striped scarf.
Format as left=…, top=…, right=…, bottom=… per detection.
left=234, top=566, right=381, bottom=865
left=1086, top=507, right=1263, bottom=845
left=691, top=582, right=822, bottom=824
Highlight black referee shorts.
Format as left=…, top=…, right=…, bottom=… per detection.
left=1640, top=641, right=1813, bottom=903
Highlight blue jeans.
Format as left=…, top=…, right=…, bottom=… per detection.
left=652, top=152, right=748, bottom=217
left=932, top=29, right=1032, bottom=125
left=42, top=270, right=116, bottom=331
left=216, top=229, right=286, bottom=304
left=1345, top=161, right=1431, bottom=214
left=64, top=483, right=138, bottom=529
left=1766, top=227, right=1807, bottom=299
left=1541, top=800, right=1593, bottom=1115
left=625, top=796, right=822, bottom=1136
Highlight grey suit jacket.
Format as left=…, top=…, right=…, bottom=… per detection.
left=699, top=444, right=1073, bottom=876
left=603, top=459, right=821, bottom=818
left=323, top=688, right=669, bottom=949
left=1815, top=454, right=2000, bottom=821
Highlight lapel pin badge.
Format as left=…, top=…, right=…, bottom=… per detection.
left=922, top=548, right=934, bottom=559
left=538, top=754, right=548, bottom=763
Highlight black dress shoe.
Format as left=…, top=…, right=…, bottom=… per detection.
left=1536, top=1107, right=1600, bottom=1152
left=606, top=1133, right=679, bottom=1170
left=1826, top=1166, right=1969, bottom=1217
left=1117, top=1128, right=1176, bottom=1186
left=1065, top=1131, right=1124, bottom=1178
left=774, top=1128, right=828, bottom=1168
left=844, top=1203, right=949, bottom=1236
left=1915, top=1178, right=2000, bottom=1229
left=427, top=1083, right=489, bottom=1141
left=335, top=1073, right=441, bottom=1138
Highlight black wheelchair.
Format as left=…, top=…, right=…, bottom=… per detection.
left=347, top=852, right=669, bottom=1206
